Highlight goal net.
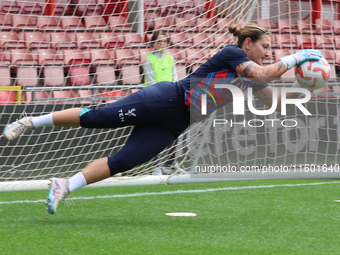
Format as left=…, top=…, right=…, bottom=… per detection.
left=0, top=0, right=339, bottom=191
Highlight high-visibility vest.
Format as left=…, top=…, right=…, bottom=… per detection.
left=144, top=53, right=174, bottom=85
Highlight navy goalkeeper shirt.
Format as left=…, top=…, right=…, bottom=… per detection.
left=177, top=44, right=269, bottom=122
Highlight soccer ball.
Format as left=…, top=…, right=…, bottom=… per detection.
left=295, top=57, right=330, bottom=90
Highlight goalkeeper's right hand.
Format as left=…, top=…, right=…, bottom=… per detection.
left=280, top=49, right=322, bottom=70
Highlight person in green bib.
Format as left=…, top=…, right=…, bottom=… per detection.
left=144, top=30, right=178, bottom=86
left=143, top=30, right=186, bottom=175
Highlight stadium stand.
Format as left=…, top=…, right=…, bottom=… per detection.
left=153, top=17, right=173, bottom=32
left=83, top=16, right=107, bottom=31
left=99, top=32, right=125, bottom=48
left=52, top=90, right=77, bottom=104
left=63, top=49, right=91, bottom=86
left=108, top=16, right=132, bottom=32
left=196, top=18, right=217, bottom=32
left=90, top=49, right=116, bottom=85
left=24, top=91, right=50, bottom=104
left=0, top=31, right=25, bottom=49
left=37, top=16, right=61, bottom=31
left=216, top=18, right=232, bottom=33
left=257, top=18, right=278, bottom=33
left=11, top=14, right=36, bottom=31
left=315, top=19, right=332, bottom=34
left=24, top=31, right=50, bottom=49
left=277, top=19, right=298, bottom=33
left=295, top=35, right=315, bottom=49
left=37, top=48, right=65, bottom=86
left=275, top=34, right=298, bottom=48
left=174, top=17, right=195, bottom=32
left=10, top=49, right=38, bottom=87
left=0, top=49, right=11, bottom=86
left=296, top=19, right=315, bottom=34
left=0, top=90, right=16, bottom=104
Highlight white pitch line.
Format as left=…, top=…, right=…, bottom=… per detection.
left=1, top=181, right=340, bottom=205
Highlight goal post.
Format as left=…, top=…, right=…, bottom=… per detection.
left=1, top=0, right=340, bottom=192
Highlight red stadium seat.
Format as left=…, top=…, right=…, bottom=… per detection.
left=175, top=63, right=187, bottom=79
left=216, top=18, right=232, bottom=33
left=77, top=89, right=96, bottom=104
left=63, top=49, right=91, bottom=86
left=24, top=31, right=50, bottom=49
left=114, top=48, right=140, bottom=67
left=0, top=91, right=16, bottom=105
left=99, top=32, right=124, bottom=48
left=123, top=33, right=145, bottom=48
left=273, top=48, right=292, bottom=62
left=100, top=89, right=126, bottom=103
left=76, top=32, right=101, bottom=49
left=22, top=0, right=44, bottom=14
left=213, top=33, right=233, bottom=48
left=83, top=16, right=107, bottom=31
left=164, top=48, right=186, bottom=64
left=333, top=20, right=340, bottom=35
left=329, top=64, right=337, bottom=82
left=0, top=31, right=25, bottom=49
left=10, top=49, right=38, bottom=86
left=144, top=0, right=161, bottom=30
left=24, top=91, right=50, bottom=104
left=277, top=19, right=298, bottom=33
left=257, top=19, right=278, bottom=33
left=186, top=48, right=209, bottom=65
left=90, top=49, right=116, bottom=85
left=296, top=20, right=315, bottom=34
left=76, top=0, right=103, bottom=16
left=160, top=1, right=182, bottom=20
left=315, top=35, right=334, bottom=49
left=37, top=16, right=61, bottom=31
left=11, top=14, right=36, bottom=30
left=153, top=17, right=174, bottom=31
left=196, top=18, right=217, bottom=32
left=191, top=32, right=213, bottom=48
left=50, top=32, right=77, bottom=49
left=0, top=14, right=11, bottom=30
left=169, top=33, right=193, bottom=48
left=108, top=16, right=132, bottom=32
left=174, top=18, right=195, bottom=32
left=1, top=0, right=21, bottom=14
left=175, top=0, right=197, bottom=18
left=275, top=34, right=297, bottom=48
left=186, top=48, right=209, bottom=72
left=295, top=35, right=315, bottom=49
left=315, top=19, right=332, bottom=34
left=52, top=90, right=76, bottom=104
left=37, top=48, right=64, bottom=86
left=335, top=35, right=340, bottom=49
left=119, top=65, right=141, bottom=85
left=61, top=16, right=85, bottom=31
left=320, top=50, right=335, bottom=65
left=335, top=50, right=340, bottom=65
left=0, top=49, right=11, bottom=87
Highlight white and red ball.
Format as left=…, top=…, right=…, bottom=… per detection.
left=295, top=57, right=330, bottom=90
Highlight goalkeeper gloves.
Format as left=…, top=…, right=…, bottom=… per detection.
left=280, top=49, right=322, bottom=70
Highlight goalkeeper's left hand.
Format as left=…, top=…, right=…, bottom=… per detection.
left=280, top=49, right=322, bottom=70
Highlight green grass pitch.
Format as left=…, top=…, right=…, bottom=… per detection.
left=1, top=179, right=340, bottom=254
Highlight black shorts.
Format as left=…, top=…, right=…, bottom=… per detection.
left=80, top=82, right=190, bottom=175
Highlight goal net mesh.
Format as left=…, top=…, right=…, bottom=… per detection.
left=0, top=0, right=339, bottom=191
